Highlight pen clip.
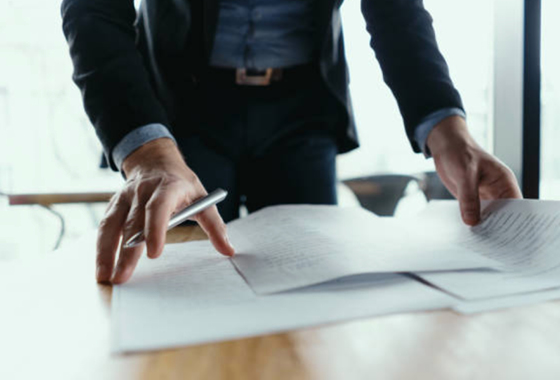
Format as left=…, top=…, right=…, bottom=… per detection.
left=124, top=231, right=144, bottom=249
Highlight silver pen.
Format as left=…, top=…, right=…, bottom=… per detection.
left=123, top=188, right=228, bottom=248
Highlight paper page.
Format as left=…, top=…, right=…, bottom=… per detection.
left=415, top=200, right=560, bottom=300
left=112, top=240, right=458, bottom=353
left=417, top=200, right=560, bottom=271
left=454, top=286, right=560, bottom=314
left=419, top=268, right=560, bottom=300
left=228, top=205, right=500, bottom=294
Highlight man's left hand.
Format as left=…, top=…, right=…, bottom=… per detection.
left=426, top=116, right=523, bottom=226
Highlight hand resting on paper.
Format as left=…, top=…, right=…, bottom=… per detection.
left=427, top=116, right=523, bottom=226
left=95, top=138, right=235, bottom=284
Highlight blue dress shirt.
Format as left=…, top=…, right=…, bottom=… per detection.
left=209, top=0, right=316, bottom=70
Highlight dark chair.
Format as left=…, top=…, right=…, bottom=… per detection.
left=418, top=171, right=454, bottom=201
left=343, top=174, right=422, bottom=216
left=343, top=171, right=455, bottom=216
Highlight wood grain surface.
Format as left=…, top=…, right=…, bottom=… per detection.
left=1, top=226, right=560, bottom=380
left=8, top=192, right=115, bottom=206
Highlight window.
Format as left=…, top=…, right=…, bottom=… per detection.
left=540, top=0, right=560, bottom=199
left=0, top=0, right=120, bottom=258
left=338, top=0, right=495, bottom=179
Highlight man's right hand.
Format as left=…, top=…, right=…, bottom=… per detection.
left=96, top=138, right=235, bottom=284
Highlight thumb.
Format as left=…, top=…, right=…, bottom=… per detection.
left=458, top=173, right=481, bottom=226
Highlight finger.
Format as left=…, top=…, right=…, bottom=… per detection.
left=96, top=194, right=130, bottom=283
left=457, top=172, right=481, bottom=226
left=492, top=171, right=523, bottom=199
left=112, top=197, right=146, bottom=284
left=195, top=206, right=235, bottom=257
left=144, top=185, right=182, bottom=259
left=510, top=182, right=523, bottom=199
left=478, top=161, right=523, bottom=200
left=111, top=244, right=145, bottom=284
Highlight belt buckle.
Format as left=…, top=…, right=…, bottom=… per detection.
left=236, top=68, right=279, bottom=86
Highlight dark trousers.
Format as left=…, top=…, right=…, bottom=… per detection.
left=173, top=65, right=345, bottom=222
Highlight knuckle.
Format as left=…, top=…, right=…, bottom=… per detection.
left=456, top=148, right=478, bottom=167
left=183, top=194, right=194, bottom=207
left=122, top=183, right=136, bottom=198
left=128, top=201, right=143, bottom=217
left=101, top=208, right=124, bottom=228
left=145, top=197, right=164, bottom=213
left=106, top=192, right=120, bottom=208
left=134, top=180, right=148, bottom=196
left=108, top=194, right=130, bottom=215
left=462, top=149, right=476, bottom=161
left=146, top=190, right=173, bottom=210
left=114, top=191, right=130, bottom=207
left=134, top=179, right=157, bottom=200
left=185, top=173, right=204, bottom=190
left=123, top=217, right=139, bottom=234
left=185, top=170, right=200, bottom=183
left=98, top=216, right=112, bottom=230
left=167, top=173, right=183, bottom=185
left=463, top=156, right=478, bottom=171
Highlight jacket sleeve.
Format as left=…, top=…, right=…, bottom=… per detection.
left=361, top=0, right=464, bottom=152
left=61, top=0, right=170, bottom=170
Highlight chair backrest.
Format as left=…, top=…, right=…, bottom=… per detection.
left=343, top=172, right=455, bottom=216
left=343, top=174, right=421, bottom=216
left=419, top=171, right=454, bottom=201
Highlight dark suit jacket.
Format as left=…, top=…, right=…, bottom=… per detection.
left=61, top=0, right=463, bottom=170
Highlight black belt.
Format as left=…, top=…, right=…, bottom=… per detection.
left=200, top=63, right=319, bottom=86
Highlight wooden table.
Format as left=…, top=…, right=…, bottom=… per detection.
left=7, top=192, right=115, bottom=206
left=2, top=227, right=560, bottom=380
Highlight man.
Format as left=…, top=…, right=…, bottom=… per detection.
left=61, top=0, right=522, bottom=284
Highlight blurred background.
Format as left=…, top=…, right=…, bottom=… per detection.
left=0, top=0, right=557, bottom=258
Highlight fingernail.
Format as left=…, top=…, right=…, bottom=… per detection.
left=96, top=265, right=109, bottom=282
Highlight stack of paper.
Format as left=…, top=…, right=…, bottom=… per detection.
left=112, top=240, right=457, bottom=353
left=112, top=200, right=560, bottom=353
left=409, top=200, right=560, bottom=313
left=228, top=205, right=498, bottom=294
left=112, top=205, right=479, bottom=353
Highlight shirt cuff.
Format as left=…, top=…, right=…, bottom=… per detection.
left=414, top=108, right=466, bottom=158
left=112, top=123, right=177, bottom=172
